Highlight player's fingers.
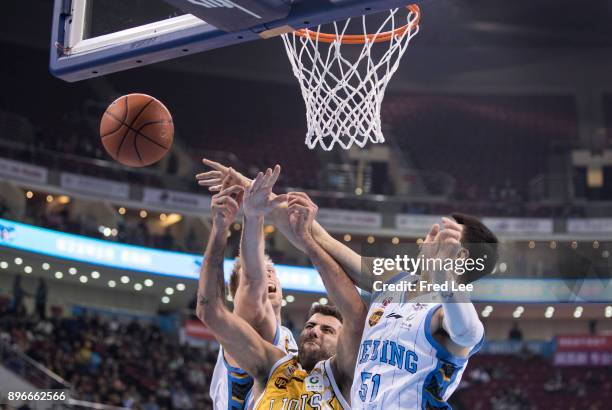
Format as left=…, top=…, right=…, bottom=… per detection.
left=202, top=158, right=228, bottom=172
left=441, top=217, right=463, bottom=233
left=197, top=178, right=223, bottom=187
left=195, top=171, right=222, bottom=179
left=438, top=229, right=462, bottom=242
left=208, top=184, right=223, bottom=192
left=273, top=194, right=288, bottom=203
left=226, top=196, right=239, bottom=212
left=218, top=185, right=244, bottom=197
left=251, top=172, right=264, bottom=192
left=424, top=224, right=440, bottom=243
left=269, top=195, right=287, bottom=208
left=264, top=165, right=281, bottom=189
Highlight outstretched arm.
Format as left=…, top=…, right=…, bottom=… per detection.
left=286, top=193, right=368, bottom=393
left=234, top=166, right=284, bottom=341
left=196, top=160, right=383, bottom=290
left=424, top=218, right=484, bottom=354
left=196, top=186, right=283, bottom=383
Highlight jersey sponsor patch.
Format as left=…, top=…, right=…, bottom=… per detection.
left=274, top=377, right=289, bottom=389
left=368, top=308, right=384, bottom=326
left=305, top=374, right=324, bottom=392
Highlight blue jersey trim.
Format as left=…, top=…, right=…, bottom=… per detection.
left=424, top=305, right=468, bottom=366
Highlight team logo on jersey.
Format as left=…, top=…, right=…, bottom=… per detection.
left=274, top=377, right=289, bottom=389
left=368, top=308, right=384, bottom=327
left=386, top=312, right=403, bottom=319
left=305, top=375, right=324, bottom=392
left=413, top=303, right=428, bottom=311
left=284, top=336, right=290, bottom=353
left=285, top=364, right=296, bottom=378
left=382, top=297, right=393, bottom=306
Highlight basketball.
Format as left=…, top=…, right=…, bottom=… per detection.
left=100, top=93, right=174, bottom=167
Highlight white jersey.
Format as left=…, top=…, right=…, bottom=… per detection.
left=210, top=325, right=298, bottom=410
left=351, top=275, right=484, bottom=410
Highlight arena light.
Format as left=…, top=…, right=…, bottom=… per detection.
left=571, top=241, right=578, bottom=250
left=24, top=266, right=32, bottom=274
left=319, top=297, right=328, bottom=305
left=605, top=306, right=612, bottom=318
left=165, top=213, right=181, bottom=225
left=281, top=300, right=287, bottom=307
left=139, top=210, right=148, bottom=218
left=46, top=195, right=54, bottom=203
left=528, top=241, right=535, bottom=249
left=120, top=276, right=130, bottom=284
left=79, top=275, right=88, bottom=283
left=118, top=207, right=126, bottom=215
left=0, top=261, right=8, bottom=269
left=286, top=295, right=295, bottom=303
left=573, top=306, right=583, bottom=318
left=14, top=257, right=23, bottom=265
left=91, top=271, right=100, bottom=279
left=512, top=306, right=524, bottom=318
left=159, top=213, right=167, bottom=222
left=481, top=305, right=493, bottom=317
left=343, top=234, right=351, bottom=242
left=367, top=236, right=375, bottom=244
left=165, top=287, right=174, bottom=295
left=603, top=250, right=610, bottom=258
left=545, top=306, right=555, bottom=318
left=57, top=195, right=71, bottom=204
left=69, top=267, right=77, bottom=275
left=42, top=263, right=50, bottom=271
left=176, top=283, right=186, bottom=291
left=134, top=283, right=143, bottom=291
left=498, top=262, right=507, bottom=273
left=161, top=296, right=170, bottom=304
left=55, top=271, right=63, bottom=279
left=549, top=241, right=557, bottom=249
left=592, top=241, right=599, bottom=249
left=108, top=280, right=117, bottom=288
left=391, top=237, right=400, bottom=245
left=233, top=223, right=241, bottom=231
left=144, top=279, right=154, bottom=287
left=227, top=295, right=233, bottom=302
left=25, top=191, right=33, bottom=199
left=355, top=187, right=363, bottom=195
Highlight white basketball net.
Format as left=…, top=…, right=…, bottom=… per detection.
left=282, top=6, right=420, bottom=151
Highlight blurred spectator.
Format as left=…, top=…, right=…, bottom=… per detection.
left=508, top=322, right=523, bottom=341
left=11, top=276, right=29, bottom=315
left=35, top=279, right=47, bottom=320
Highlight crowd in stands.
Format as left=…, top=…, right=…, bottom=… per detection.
left=0, top=299, right=218, bottom=410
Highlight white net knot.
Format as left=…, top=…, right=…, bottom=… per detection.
left=282, top=6, right=420, bottom=151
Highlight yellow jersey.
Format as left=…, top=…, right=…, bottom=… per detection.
left=253, top=355, right=349, bottom=410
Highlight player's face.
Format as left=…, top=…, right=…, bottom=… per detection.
left=266, top=262, right=283, bottom=309
left=297, top=313, right=342, bottom=370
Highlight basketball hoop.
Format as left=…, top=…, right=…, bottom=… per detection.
left=282, top=5, right=420, bottom=151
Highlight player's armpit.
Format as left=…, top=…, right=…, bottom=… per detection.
left=431, top=305, right=484, bottom=357
left=198, top=302, right=285, bottom=383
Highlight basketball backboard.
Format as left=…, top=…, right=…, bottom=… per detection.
left=50, top=0, right=419, bottom=82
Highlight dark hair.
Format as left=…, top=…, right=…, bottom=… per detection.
left=451, top=213, right=499, bottom=283
left=307, top=304, right=343, bottom=323
left=228, top=255, right=274, bottom=298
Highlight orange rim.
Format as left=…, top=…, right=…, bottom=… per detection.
left=294, top=4, right=420, bottom=44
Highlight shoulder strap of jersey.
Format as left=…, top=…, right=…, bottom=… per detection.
left=323, top=359, right=350, bottom=410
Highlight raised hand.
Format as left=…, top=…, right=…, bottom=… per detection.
left=196, top=158, right=251, bottom=192
left=242, top=165, right=285, bottom=218
left=286, top=192, right=318, bottom=246
left=211, top=185, right=243, bottom=232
